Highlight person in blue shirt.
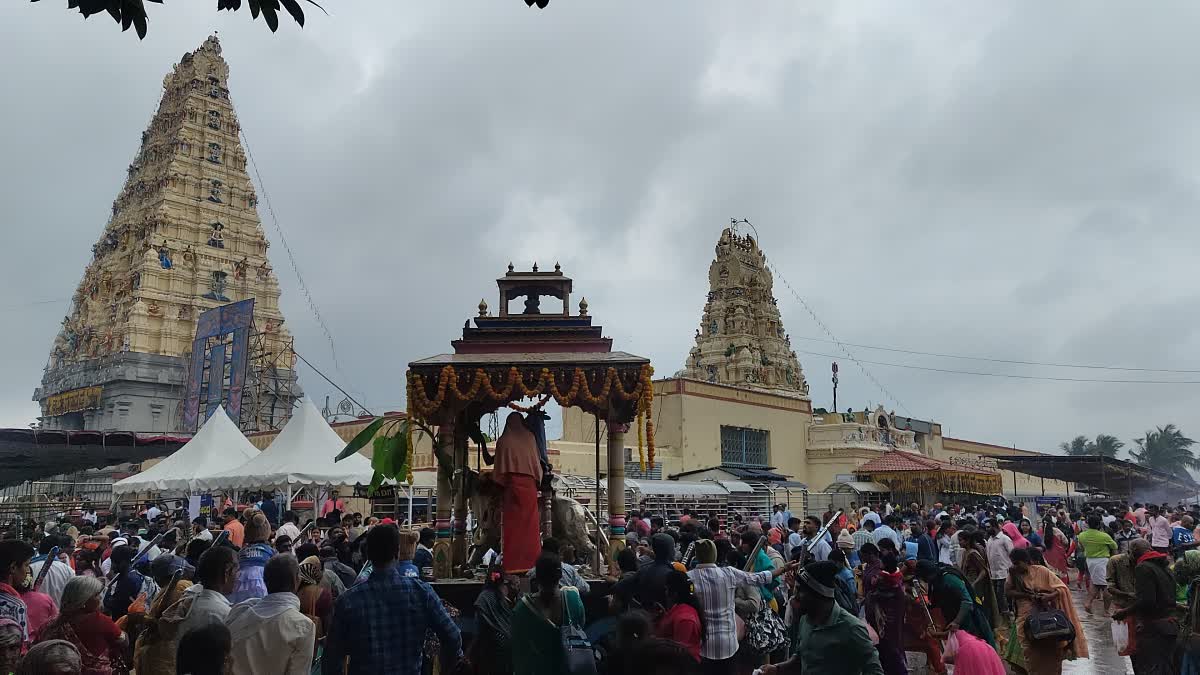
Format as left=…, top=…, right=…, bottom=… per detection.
left=323, top=524, right=461, bottom=675
left=911, top=520, right=937, bottom=562
left=1172, top=515, right=1196, bottom=558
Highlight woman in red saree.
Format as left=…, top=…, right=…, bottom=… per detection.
left=1040, top=517, right=1071, bottom=585
left=37, top=576, right=126, bottom=675
left=494, top=411, right=543, bottom=573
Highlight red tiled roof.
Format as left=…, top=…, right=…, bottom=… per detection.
left=857, top=451, right=998, bottom=476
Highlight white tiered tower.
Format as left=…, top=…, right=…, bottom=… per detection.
left=681, top=227, right=809, bottom=398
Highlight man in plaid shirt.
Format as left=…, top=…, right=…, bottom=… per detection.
left=853, top=518, right=876, bottom=554
left=324, top=526, right=462, bottom=675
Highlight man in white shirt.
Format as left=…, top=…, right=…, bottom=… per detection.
left=146, top=502, right=162, bottom=522
left=179, top=545, right=238, bottom=635
left=275, top=511, right=302, bottom=545
left=1148, top=504, right=1173, bottom=554
left=1101, top=510, right=1117, bottom=528
left=785, top=518, right=804, bottom=560
left=985, top=521, right=1014, bottom=614
left=770, top=505, right=790, bottom=531
left=28, top=536, right=74, bottom=607
left=191, top=517, right=214, bottom=542
left=872, top=516, right=903, bottom=551
left=861, top=507, right=881, bottom=528
left=797, top=516, right=831, bottom=563
left=226, top=554, right=315, bottom=675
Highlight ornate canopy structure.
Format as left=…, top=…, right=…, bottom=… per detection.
left=854, top=450, right=1003, bottom=499
left=406, top=264, right=651, bottom=576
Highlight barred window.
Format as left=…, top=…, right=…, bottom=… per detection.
left=721, top=425, right=769, bottom=467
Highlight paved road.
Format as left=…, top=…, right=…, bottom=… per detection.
left=1057, top=585, right=1130, bottom=675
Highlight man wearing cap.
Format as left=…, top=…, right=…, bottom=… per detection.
left=761, top=561, right=883, bottom=675
left=688, top=539, right=797, bottom=674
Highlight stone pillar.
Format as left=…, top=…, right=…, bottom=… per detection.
left=433, top=426, right=454, bottom=580
left=606, top=420, right=628, bottom=571
left=540, top=481, right=554, bottom=540
left=451, top=425, right=469, bottom=569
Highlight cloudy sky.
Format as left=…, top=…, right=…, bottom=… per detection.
left=2, top=2, right=1199, bottom=456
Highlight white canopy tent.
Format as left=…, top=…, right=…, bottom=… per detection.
left=112, top=407, right=259, bottom=495
left=198, top=397, right=373, bottom=496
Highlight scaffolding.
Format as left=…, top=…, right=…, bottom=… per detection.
left=178, top=326, right=299, bottom=434
left=241, top=331, right=299, bottom=433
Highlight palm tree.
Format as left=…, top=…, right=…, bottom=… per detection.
left=1130, top=424, right=1200, bottom=476
left=1059, top=435, right=1090, bottom=456
left=1089, top=434, right=1125, bottom=458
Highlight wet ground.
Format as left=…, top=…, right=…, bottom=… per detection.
left=1059, top=585, right=1131, bottom=675
left=909, top=582, right=1132, bottom=674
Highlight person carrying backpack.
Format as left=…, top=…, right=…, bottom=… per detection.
left=512, top=551, right=594, bottom=675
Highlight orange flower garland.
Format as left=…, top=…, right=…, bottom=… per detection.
left=637, top=409, right=646, bottom=472
left=406, top=363, right=656, bottom=467
left=409, top=364, right=653, bottom=417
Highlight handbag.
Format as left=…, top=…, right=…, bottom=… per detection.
left=1025, top=600, right=1076, bottom=643
left=559, top=587, right=598, bottom=675
left=746, top=605, right=788, bottom=653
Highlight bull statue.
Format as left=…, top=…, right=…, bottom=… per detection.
left=465, top=471, right=603, bottom=568
left=550, top=494, right=596, bottom=562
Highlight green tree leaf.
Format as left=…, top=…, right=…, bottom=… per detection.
left=336, top=416, right=388, bottom=461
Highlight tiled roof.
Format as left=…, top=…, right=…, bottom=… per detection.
left=856, top=451, right=998, bottom=476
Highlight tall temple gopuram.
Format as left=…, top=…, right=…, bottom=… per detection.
left=34, top=36, right=298, bottom=433
left=680, top=226, right=809, bottom=398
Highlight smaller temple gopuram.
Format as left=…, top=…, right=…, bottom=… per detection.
left=680, top=226, right=809, bottom=398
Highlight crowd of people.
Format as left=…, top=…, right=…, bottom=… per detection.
left=0, top=499, right=456, bottom=675
left=4, top=495, right=1200, bottom=674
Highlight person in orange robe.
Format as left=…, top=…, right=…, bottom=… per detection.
left=494, top=411, right=543, bottom=574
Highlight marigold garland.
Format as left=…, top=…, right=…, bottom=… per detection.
left=404, top=381, right=417, bottom=484
left=406, top=363, right=657, bottom=468
left=637, top=409, right=646, bottom=472
left=509, top=395, right=551, bottom=413
left=409, top=364, right=653, bottom=418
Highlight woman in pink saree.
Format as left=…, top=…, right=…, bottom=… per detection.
left=494, top=412, right=543, bottom=573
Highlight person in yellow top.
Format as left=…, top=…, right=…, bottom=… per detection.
left=1075, top=515, right=1117, bottom=614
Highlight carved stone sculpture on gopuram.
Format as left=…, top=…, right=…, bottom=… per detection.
left=680, top=226, right=809, bottom=398
left=35, top=36, right=295, bottom=431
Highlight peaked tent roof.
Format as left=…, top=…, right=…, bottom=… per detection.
left=199, top=398, right=373, bottom=491
left=112, top=407, right=258, bottom=494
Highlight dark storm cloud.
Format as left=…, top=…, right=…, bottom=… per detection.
left=2, top=2, right=1198, bottom=457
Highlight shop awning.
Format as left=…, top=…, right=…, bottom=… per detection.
left=826, top=481, right=893, bottom=494
left=855, top=450, right=1002, bottom=496
left=0, top=428, right=189, bottom=488
left=992, top=454, right=1199, bottom=501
